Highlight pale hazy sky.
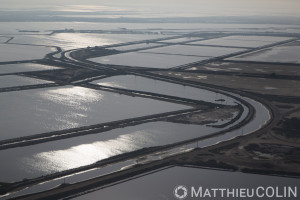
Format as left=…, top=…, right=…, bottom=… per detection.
left=1, top=0, right=300, bottom=17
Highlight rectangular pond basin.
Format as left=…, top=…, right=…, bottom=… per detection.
left=140, top=44, right=246, bottom=57
left=0, top=44, right=54, bottom=62
left=0, top=75, right=53, bottom=88
left=218, top=35, right=293, bottom=42
left=0, top=85, right=188, bottom=140
left=107, top=43, right=161, bottom=51
left=72, top=166, right=300, bottom=200
left=0, top=121, right=223, bottom=182
left=91, top=75, right=237, bottom=105
left=188, top=37, right=272, bottom=48
left=228, top=43, right=300, bottom=64
left=191, top=62, right=300, bottom=76
left=89, top=52, right=207, bottom=69
left=157, top=37, right=203, bottom=43
left=187, top=35, right=294, bottom=48
left=0, top=63, right=61, bottom=74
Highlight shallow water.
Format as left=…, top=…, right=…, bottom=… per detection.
left=107, top=43, right=161, bottom=51
left=158, top=37, right=203, bottom=43
left=0, top=122, right=220, bottom=182
left=89, top=52, right=208, bottom=68
left=0, top=36, right=10, bottom=43
left=0, top=44, right=53, bottom=62
left=0, top=76, right=244, bottom=185
left=186, top=96, right=270, bottom=152
left=140, top=44, right=245, bottom=57
left=1, top=22, right=299, bottom=35
left=221, top=35, right=293, bottom=42
left=187, top=35, right=293, bottom=48
left=0, top=63, right=61, bottom=74
left=189, top=38, right=271, bottom=48
left=0, top=85, right=188, bottom=140
left=229, top=46, right=300, bottom=63
left=91, top=75, right=237, bottom=105
left=72, top=166, right=300, bottom=200
left=0, top=21, right=294, bottom=200
left=0, top=75, right=53, bottom=88
left=9, top=33, right=167, bottom=51
left=5, top=160, right=134, bottom=199
left=0, top=94, right=265, bottom=198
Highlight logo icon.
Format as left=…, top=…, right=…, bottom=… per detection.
left=174, top=185, right=188, bottom=199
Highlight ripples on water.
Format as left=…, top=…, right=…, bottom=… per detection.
left=0, top=86, right=188, bottom=140
left=0, top=122, right=219, bottom=182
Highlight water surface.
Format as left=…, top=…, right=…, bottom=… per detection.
left=89, top=52, right=208, bottom=68
left=229, top=45, right=300, bottom=63
left=0, top=122, right=220, bottom=182
left=9, top=33, right=167, bottom=51
left=188, top=37, right=271, bottom=48
left=0, top=75, right=53, bottom=88
left=72, top=166, right=300, bottom=200
left=0, top=44, right=53, bottom=62
left=0, top=63, right=61, bottom=74
left=158, top=37, right=203, bottom=43
left=107, top=43, right=161, bottom=51
left=140, top=44, right=245, bottom=57
left=91, top=75, right=237, bottom=105
left=0, top=85, right=188, bottom=140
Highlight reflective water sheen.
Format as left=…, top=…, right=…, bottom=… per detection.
left=9, top=33, right=166, bottom=51
left=0, top=75, right=53, bottom=88
left=0, top=44, right=53, bottom=62
left=91, top=75, right=237, bottom=105
left=0, top=63, right=61, bottom=74
left=0, top=122, right=221, bottom=182
left=0, top=86, right=188, bottom=140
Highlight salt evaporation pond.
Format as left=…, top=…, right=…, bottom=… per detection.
left=89, top=52, right=208, bottom=69
left=220, top=35, right=293, bottom=42
left=107, top=43, right=161, bottom=51
left=188, top=38, right=271, bottom=48
left=5, top=160, right=134, bottom=199
left=0, top=86, right=188, bottom=140
left=9, top=33, right=167, bottom=51
left=91, top=75, right=237, bottom=105
left=228, top=45, right=300, bottom=64
left=0, top=63, right=61, bottom=74
left=0, top=122, right=224, bottom=182
left=72, top=167, right=300, bottom=200
left=0, top=44, right=54, bottom=62
left=1, top=21, right=299, bottom=35
left=158, top=37, right=203, bottom=43
left=0, top=36, right=10, bottom=43
left=140, top=44, right=245, bottom=57
left=0, top=75, right=242, bottom=182
left=0, top=75, right=53, bottom=88
left=187, top=35, right=293, bottom=48
left=1, top=94, right=267, bottom=197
